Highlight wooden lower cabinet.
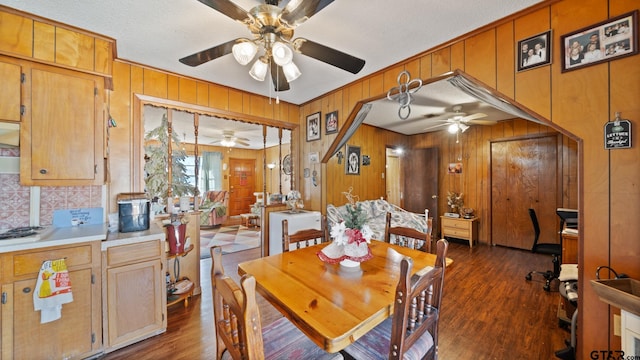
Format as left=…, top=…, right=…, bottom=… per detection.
left=0, top=241, right=102, bottom=360
left=102, top=239, right=166, bottom=353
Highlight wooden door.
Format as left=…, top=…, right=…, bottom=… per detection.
left=403, top=147, right=439, bottom=233
left=385, top=148, right=402, bottom=206
left=228, top=158, right=256, bottom=216
left=491, top=135, right=559, bottom=249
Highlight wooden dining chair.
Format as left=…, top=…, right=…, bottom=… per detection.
left=209, top=246, right=342, bottom=360
left=384, top=211, right=434, bottom=253
left=282, top=215, right=329, bottom=252
left=341, top=239, right=449, bottom=360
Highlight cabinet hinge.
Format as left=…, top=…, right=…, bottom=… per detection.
left=94, top=165, right=98, bottom=174
left=20, top=105, right=25, bottom=116
left=94, top=87, right=98, bottom=96
left=21, top=73, right=25, bottom=83
left=91, top=273, right=95, bottom=284
left=1, top=292, right=6, bottom=304
left=91, top=333, right=96, bottom=344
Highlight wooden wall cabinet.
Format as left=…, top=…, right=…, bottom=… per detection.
left=102, top=239, right=166, bottom=352
left=0, top=57, right=22, bottom=123
left=19, top=60, right=105, bottom=186
left=0, top=241, right=102, bottom=360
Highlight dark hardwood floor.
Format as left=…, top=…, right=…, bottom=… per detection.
left=100, top=240, right=569, bottom=360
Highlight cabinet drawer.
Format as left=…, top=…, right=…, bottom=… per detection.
left=107, top=240, right=162, bottom=267
left=441, top=218, right=469, bottom=230
left=444, top=228, right=470, bottom=238
left=8, top=243, right=95, bottom=278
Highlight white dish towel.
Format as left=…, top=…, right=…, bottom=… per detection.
left=33, top=258, right=73, bottom=324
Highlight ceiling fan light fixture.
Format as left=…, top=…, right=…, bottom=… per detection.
left=459, top=123, right=470, bottom=132
left=282, top=61, right=302, bottom=82
left=232, top=41, right=258, bottom=65
left=448, top=123, right=459, bottom=134
left=220, top=138, right=236, bottom=147
left=249, top=57, right=269, bottom=81
left=272, top=41, right=294, bottom=66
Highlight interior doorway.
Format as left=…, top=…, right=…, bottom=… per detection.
left=228, top=158, right=256, bottom=216
left=385, top=147, right=402, bottom=207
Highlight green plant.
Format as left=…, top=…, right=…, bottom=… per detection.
left=144, top=113, right=194, bottom=200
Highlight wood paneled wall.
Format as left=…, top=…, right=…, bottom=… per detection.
left=109, top=61, right=301, bottom=212
left=410, top=119, right=578, bottom=244
left=298, top=0, right=639, bottom=356
left=0, top=6, right=113, bottom=77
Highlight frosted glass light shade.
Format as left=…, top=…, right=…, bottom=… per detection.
left=448, top=123, right=459, bottom=134
left=220, top=139, right=236, bottom=147
left=249, top=58, right=268, bottom=81
left=282, top=61, right=301, bottom=82
left=232, top=41, right=258, bottom=65
left=272, top=41, right=294, bottom=66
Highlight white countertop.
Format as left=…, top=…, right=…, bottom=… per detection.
left=102, top=223, right=166, bottom=250
left=0, top=223, right=166, bottom=253
left=0, top=223, right=108, bottom=253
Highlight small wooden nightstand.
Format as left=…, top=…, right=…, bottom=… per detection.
left=441, top=216, right=479, bottom=248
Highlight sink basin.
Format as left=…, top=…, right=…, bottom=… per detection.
left=590, top=278, right=640, bottom=316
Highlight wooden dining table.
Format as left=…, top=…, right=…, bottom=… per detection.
left=237, top=240, right=453, bottom=353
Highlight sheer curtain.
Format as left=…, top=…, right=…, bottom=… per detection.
left=201, top=151, right=222, bottom=192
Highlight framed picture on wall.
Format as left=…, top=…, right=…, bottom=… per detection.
left=517, top=30, right=552, bottom=72
left=345, top=145, right=360, bottom=175
left=325, top=111, right=338, bottom=134
left=306, top=112, right=321, bottom=141
left=561, top=10, right=637, bottom=72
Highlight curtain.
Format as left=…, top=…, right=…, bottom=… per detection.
left=201, top=151, right=222, bottom=192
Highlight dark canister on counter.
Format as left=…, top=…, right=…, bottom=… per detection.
left=117, top=193, right=150, bottom=232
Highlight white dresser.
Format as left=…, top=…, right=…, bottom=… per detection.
left=268, top=210, right=322, bottom=256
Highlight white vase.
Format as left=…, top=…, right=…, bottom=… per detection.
left=340, top=259, right=360, bottom=268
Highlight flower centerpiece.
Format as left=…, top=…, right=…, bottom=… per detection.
left=447, top=191, right=464, bottom=214
left=317, top=188, right=373, bottom=267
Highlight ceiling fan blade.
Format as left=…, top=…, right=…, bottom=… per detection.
left=197, top=0, right=250, bottom=23
left=293, top=38, right=365, bottom=74
left=460, top=112, right=487, bottom=122
left=423, top=123, right=449, bottom=132
left=179, top=39, right=238, bottom=67
left=269, top=58, right=290, bottom=91
left=236, top=140, right=250, bottom=146
left=468, top=119, right=498, bottom=126
left=281, top=0, right=335, bottom=27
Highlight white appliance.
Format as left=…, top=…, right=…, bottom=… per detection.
left=269, top=210, right=321, bottom=256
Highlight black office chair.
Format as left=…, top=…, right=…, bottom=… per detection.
left=525, top=208, right=562, bottom=291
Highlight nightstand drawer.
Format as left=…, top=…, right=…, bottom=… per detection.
left=441, top=218, right=469, bottom=230
left=444, top=227, right=470, bottom=238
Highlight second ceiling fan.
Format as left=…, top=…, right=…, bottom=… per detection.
left=179, top=0, right=366, bottom=92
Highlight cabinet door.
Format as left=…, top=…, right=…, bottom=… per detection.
left=0, top=59, right=22, bottom=122
left=12, top=268, right=95, bottom=359
left=106, top=259, right=164, bottom=349
left=21, top=63, right=104, bottom=185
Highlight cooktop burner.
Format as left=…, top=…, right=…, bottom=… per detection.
left=0, top=226, right=45, bottom=240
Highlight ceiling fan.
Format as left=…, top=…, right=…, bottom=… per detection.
left=422, top=105, right=497, bottom=133
left=211, top=130, right=250, bottom=147
left=179, top=0, right=366, bottom=92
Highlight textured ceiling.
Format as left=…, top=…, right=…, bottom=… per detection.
left=0, top=0, right=542, bottom=105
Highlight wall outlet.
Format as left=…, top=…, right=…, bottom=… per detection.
left=614, top=314, right=621, bottom=336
